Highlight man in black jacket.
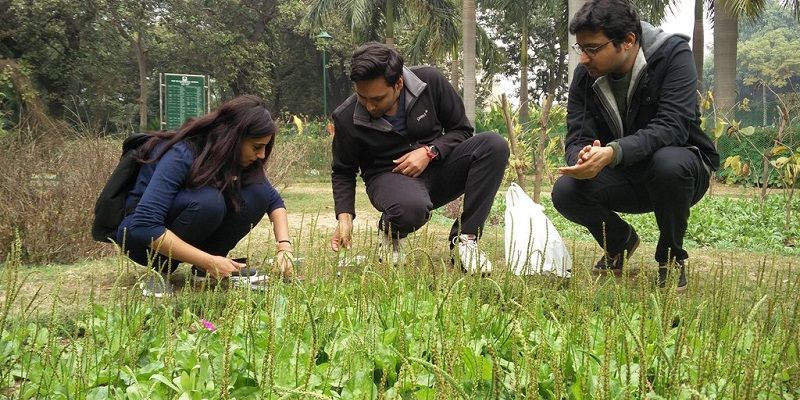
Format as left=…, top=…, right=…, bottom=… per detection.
left=329, top=42, right=509, bottom=273
left=552, top=0, right=719, bottom=290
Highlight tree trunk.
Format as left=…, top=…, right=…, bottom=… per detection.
left=692, top=0, right=704, bottom=90
left=533, top=92, right=555, bottom=204
left=449, top=46, right=460, bottom=89
left=385, top=0, right=395, bottom=46
left=713, top=5, right=738, bottom=118
left=462, top=0, right=476, bottom=124
left=567, top=0, right=587, bottom=87
left=519, top=16, right=529, bottom=125
left=134, top=30, right=148, bottom=130
left=762, top=83, right=767, bottom=126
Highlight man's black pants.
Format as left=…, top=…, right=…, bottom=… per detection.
left=551, top=146, right=710, bottom=263
left=366, top=132, right=509, bottom=241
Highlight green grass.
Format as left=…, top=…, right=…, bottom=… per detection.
left=1, top=183, right=799, bottom=398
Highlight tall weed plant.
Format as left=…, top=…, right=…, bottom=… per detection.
left=0, top=227, right=798, bottom=398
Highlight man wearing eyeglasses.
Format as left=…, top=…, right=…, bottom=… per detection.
left=551, top=0, right=719, bottom=291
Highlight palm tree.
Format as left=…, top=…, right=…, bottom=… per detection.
left=693, top=0, right=706, bottom=90
left=711, top=0, right=799, bottom=118
left=304, top=0, right=459, bottom=51
left=462, top=0, right=477, bottom=123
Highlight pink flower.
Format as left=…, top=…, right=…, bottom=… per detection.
left=200, top=319, right=217, bottom=332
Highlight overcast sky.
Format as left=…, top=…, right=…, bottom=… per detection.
left=661, top=0, right=714, bottom=50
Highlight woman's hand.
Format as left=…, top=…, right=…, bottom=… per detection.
left=204, top=255, right=245, bottom=279
left=273, top=249, right=295, bottom=282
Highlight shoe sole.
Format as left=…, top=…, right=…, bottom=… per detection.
left=140, top=284, right=171, bottom=298
left=141, top=290, right=169, bottom=298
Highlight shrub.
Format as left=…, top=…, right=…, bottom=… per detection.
left=0, top=135, right=117, bottom=263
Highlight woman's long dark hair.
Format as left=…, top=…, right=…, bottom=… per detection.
left=136, top=95, right=277, bottom=211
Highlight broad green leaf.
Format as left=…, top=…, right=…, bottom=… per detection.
left=771, top=145, right=789, bottom=156
left=713, top=119, right=728, bottom=139
left=739, top=126, right=755, bottom=136
left=150, top=374, right=181, bottom=392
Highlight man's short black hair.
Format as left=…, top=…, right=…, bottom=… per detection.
left=569, top=0, right=642, bottom=46
left=349, top=42, right=404, bottom=85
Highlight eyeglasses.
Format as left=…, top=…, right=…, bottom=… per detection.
left=572, top=40, right=613, bottom=57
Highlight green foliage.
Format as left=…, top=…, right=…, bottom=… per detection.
left=1, top=234, right=799, bottom=398
left=1, top=0, right=354, bottom=133
left=479, top=191, right=800, bottom=255
left=738, top=27, right=800, bottom=89
left=475, top=101, right=568, bottom=182
left=714, top=126, right=799, bottom=187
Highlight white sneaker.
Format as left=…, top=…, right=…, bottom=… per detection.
left=378, top=234, right=405, bottom=265
left=453, top=234, right=492, bottom=275
left=140, top=272, right=174, bottom=298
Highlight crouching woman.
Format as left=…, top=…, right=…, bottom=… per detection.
left=117, top=95, right=293, bottom=295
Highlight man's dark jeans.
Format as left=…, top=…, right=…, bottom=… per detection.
left=551, top=146, right=710, bottom=263
left=366, top=132, right=509, bottom=241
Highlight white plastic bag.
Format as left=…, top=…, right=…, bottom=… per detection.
left=504, top=183, right=571, bottom=277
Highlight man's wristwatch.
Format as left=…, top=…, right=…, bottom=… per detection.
left=425, top=145, right=439, bottom=160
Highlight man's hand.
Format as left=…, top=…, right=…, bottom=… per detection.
left=558, top=140, right=615, bottom=180
left=392, top=147, right=431, bottom=177
left=331, top=213, right=354, bottom=251
left=204, top=255, right=245, bottom=279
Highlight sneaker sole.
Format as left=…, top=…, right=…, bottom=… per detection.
left=140, top=285, right=171, bottom=298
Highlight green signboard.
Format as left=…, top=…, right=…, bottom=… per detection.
left=161, top=73, right=207, bottom=130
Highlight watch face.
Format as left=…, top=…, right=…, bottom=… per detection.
left=426, top=145, right=438, bottom=160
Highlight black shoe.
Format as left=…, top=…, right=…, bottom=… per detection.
left=657, top=259, right=687, bottom=292
left=593, top=228, right=640, bottom=275
left=192, top=265, right=261, bottom=283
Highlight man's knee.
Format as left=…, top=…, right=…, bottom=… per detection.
left=383, top=197, right=432, bottom=233
left=478, top=132, right=510, bottom=161
left=649, top=147, right=696, bottom=184
left=551, top=176, right=581, bottom=215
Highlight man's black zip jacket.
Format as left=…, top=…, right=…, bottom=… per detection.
left=331, top=66, right=473, bottom=218
left=565, top=22, right=719, bottom=171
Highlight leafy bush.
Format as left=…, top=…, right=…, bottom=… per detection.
left=477, top=189, right=800, bottom=256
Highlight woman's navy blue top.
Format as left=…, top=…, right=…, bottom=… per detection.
left=119, top=141, right=284, bottom=245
